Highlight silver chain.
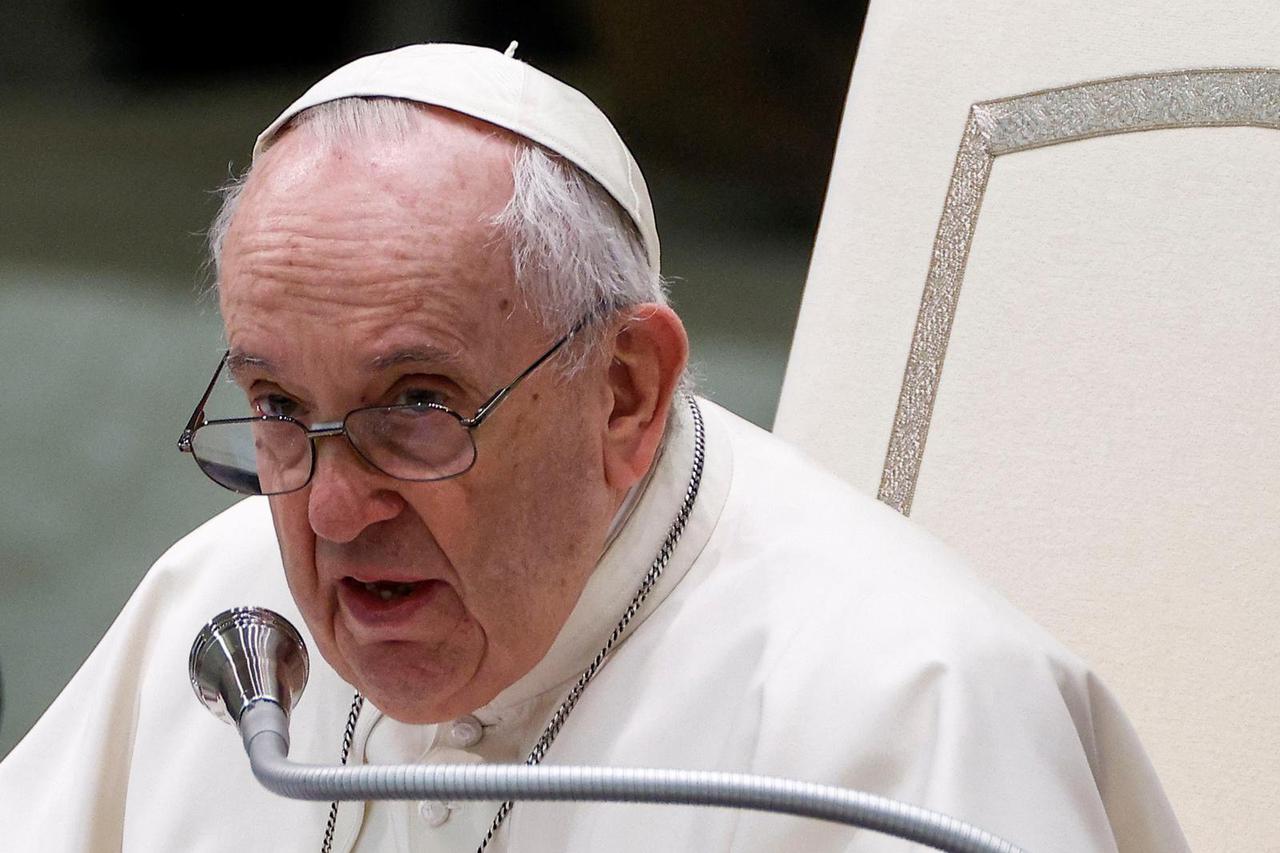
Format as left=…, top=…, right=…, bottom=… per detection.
left=476, top=395, right=705, bottom=851
left=318, top=395, right=705, bottom=853
left=320, top=691, right=365, bottom=852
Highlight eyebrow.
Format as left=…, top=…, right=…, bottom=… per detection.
left=224, top=346, right=463, bottom=381
left=369, top=346, right=462, bottom=372
left=225, top=351, right=274, bottom=380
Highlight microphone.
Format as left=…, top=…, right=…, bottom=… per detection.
left=189, top=607, right=1026, bottom=853
left=189, top=607, right=309, bottom=729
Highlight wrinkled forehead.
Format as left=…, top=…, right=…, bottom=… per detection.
left=217, top=109, right=534, bottom=385
left=222, top=108, right=520, bottom=314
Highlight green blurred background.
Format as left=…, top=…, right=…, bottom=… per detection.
left=0, top=1, right=867, bottom=756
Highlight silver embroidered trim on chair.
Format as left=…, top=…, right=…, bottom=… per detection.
left=879, top=68, right=1280, bottom=515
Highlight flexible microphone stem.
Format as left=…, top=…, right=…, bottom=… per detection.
left=238, top=701, right=1025, bottom=853
left=193, top=607, right=1028, bottom=853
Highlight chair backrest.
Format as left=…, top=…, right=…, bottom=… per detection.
left=775, top=3, right=1280, bottom=850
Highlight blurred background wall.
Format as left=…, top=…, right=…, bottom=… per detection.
left=0, top=1, right=868, bottom=756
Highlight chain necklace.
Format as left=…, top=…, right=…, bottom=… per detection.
left=321, top=691, right=365, bottom=851
left=320, top=395, right=705, bottom=853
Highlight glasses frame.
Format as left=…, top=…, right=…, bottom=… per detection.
left=177, top=329, right=576, bottom=495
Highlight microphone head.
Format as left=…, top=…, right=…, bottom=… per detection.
left=189, top=607, right=309, bottom=725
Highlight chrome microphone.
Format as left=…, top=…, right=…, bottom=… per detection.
left=188, top=607, right=309, bottom=730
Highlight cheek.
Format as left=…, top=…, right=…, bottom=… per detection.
left=462, top=407, right=603, bottom=583
left=268, top=492, right=321, bottom=597
left=267, top=491, right=358, bottom=680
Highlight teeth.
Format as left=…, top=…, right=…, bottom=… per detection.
left=358, top=580, right=420, bottom=600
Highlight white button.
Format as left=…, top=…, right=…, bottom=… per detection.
left=443, top=714, right=483, bottom=748
left=418, top=800, right=451, bottom=827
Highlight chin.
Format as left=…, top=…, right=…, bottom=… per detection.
left=360, top=683, right=481, bottom=725
left=335, top=635, right=486, bottom=723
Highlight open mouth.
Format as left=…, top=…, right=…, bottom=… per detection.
left=336, top=576, right=443, bottom=628
left=342, top=577, right=426, bottom=602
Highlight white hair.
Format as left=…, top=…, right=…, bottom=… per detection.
left=207, top=97, right=672, bottom=376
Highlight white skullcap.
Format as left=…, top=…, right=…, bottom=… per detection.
left=254, top=43, right=660, bottom=271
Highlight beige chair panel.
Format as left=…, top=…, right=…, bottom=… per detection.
left=775, top=2, right=1280, bottom=850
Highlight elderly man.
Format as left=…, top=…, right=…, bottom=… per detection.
left=0, top=44, right=1188, bottom=852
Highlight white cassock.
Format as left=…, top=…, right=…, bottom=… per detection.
left=0, top=398, right=1188, bottom=852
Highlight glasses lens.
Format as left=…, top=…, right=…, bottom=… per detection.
left=347, top=405, right=476, bottom=481
left=190, top=419, right=311, bottom=495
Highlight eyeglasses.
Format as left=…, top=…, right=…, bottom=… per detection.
left=177, top=331, right=574, bottom=496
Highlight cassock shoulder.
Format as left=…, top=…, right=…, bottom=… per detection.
left=685, top=400, right=1185, bottom=852
left=703, top=398, right=1064, bottom=664
left=148, top=496, right=280, bottom=587
left=0, top=498, right=334, bottom=851
left=704, top=400, right=1111, bottom=738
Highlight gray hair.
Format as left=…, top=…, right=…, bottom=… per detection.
left=207, top=97, right=671, bottom=375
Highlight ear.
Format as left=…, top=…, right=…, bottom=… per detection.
left=601, top=304, right=689, bottom=489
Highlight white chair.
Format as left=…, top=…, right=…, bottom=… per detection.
left=775, top=3, right=1280, bottom=850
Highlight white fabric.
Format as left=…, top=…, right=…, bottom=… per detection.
left=254, top=43, right=660, bottom=270
left=0, top=399, right=1186, bottom=852
left=774, top=3, right=1280, bottom=849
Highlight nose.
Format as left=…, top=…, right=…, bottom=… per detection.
left=306, top=435, right=404, bottom=543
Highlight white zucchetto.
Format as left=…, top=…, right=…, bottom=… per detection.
left=253, top=43, right=660, bottom=271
